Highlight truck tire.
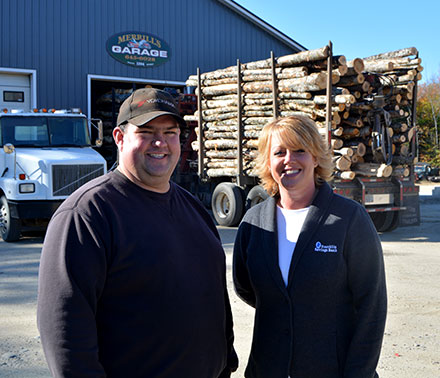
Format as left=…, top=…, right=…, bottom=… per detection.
left=0, top=196, right=21, bottom=242
left=370, top=211, right=399, bottom=233
left=211, top=183, right=244, bottom=227
left=246, top=185, right=269, bottom=210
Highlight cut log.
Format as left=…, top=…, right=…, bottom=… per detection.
left=392, top=134, right=407, bottom=144
left=202, top=125, right=238, bottom=132
left=246, top=139, right=259, bottom=148
left=346, top=58, right=365, bottom=74
left=395, top=143, right=410, bottom=156
left=392, top=166, right=410, bottom=177
left=334, top=170, right=356, bottom=180
left=337, top=74, right=365, bottom=87
left=343, top=140, right=367, bottom=155
left=244, top=117, right=273, bottom=125
left=341, top=126, right=360, bottom=138
left=205, top=149, right=258, bottom=159
left=201, top=106, right=237, bottom=116
left=332, top=127, right=344, bottom=137
left=277, top=66, right=309, bottom=79
left=198, top=84, right=237, bottom=96
left=333, top=87, right=351, bottom=95
left=243, top=104, right=274, bottom=112
left=204, top=131, right=236, bottom=140
left=407, top=127, right=416, bottom=141
left=350, top=154, right=364, bottom=164
left=353, top=163, right=393, bottom=177
left=242, top=72, right=328, bottom=93
left=196, top=111, right=237, bottom=122
left=278, top=92, right=313, bottom=99
left=279, top=110, right=313, bottom=118
left=363, top=47, right=418, bottom=61
left=205, top=119, right=240, bottom=127
left=342, top=117, right=364, bottom=128
left=244, top=97, right=273, bottom=106
left=331, top=138, right=344, bottom=150
left=334, top=147, right=354, bottom=157
left=363, top=60, right=395, bottom=73
left=202, top=99, right=238, bottom=109
left=333, top=155, right=352, bottom=171
left=204, top=139, right=238, bottom=149
left=307, top=55, right=347, bottom=70
left=183, top=114, right=198, bottom=122
left=332, top=71, right=341, bottom=85
left=336, top=65, right=348, bottom=76
left=314, top=94, right=355, bottom=105
left=206, top=168, right=257, bottom=177
left=276, top=45, right=330, bottom=66
left=244, top=110, right=275, bottom=117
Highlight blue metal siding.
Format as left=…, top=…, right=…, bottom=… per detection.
left=0, top=0, right=302, bottom=114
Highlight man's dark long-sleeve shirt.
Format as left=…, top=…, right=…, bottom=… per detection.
left=38, top=170, right=237, bottom=377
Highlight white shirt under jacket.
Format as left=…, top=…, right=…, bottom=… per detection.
left=276, top=206, right=310, bottom=286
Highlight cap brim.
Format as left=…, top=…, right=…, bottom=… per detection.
left=127, top=111, right=186, bottom=128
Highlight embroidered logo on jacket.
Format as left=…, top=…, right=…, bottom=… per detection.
left=314, top=241, right=338, bottom=253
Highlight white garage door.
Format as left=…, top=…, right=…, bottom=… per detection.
left=0, top=73, right=31, bottom=111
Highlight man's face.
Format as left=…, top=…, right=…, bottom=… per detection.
left=113, top=115, right=181, bottom=193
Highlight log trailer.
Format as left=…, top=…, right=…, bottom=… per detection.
left=181, top=42, right=421, bottom=232
left=0, top=108, right=106, bottom=241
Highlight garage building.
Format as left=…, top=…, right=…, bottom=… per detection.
left=0, top=0, right=305, bottom=165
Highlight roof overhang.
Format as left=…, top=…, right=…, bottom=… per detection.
left=217, top=0, right=306, bottom=52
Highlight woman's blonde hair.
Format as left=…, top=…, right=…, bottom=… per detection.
left=255, top=115, right=334, bottom=196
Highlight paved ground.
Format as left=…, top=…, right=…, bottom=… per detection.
left=0, top=183, right=439, bottom=377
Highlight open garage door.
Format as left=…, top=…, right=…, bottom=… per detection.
left=90, top=78, right=186, bottom=169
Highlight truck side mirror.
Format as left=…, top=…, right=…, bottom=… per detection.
left=3, top=144, right=15, bottom=154
left=89, top=118, right=104, bottom=147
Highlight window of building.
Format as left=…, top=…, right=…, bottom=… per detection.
left=3, top=91, right=24, bottom=102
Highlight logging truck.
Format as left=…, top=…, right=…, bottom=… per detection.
left=182, top=43, right=421, bottom=232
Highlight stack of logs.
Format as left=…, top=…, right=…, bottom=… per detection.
left=184, top=45, right=421, bottom=180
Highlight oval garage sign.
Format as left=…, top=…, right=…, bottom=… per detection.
left=106, top=31, right=171, bottom=68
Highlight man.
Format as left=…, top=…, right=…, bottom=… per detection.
left=37, top=88, right=238, bottom=377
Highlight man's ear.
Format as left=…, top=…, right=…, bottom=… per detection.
left=113, top=127, right=124, bottom=149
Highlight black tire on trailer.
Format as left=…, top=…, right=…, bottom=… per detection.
left=211, top=183, right=244, bottom=227
left=384, top=211, right=399, bottom=232
left=369, top=211, right=399, bottom=233
left=0, top=195, right=21, bottom=242
left=246, top=185, right=269, bottom=210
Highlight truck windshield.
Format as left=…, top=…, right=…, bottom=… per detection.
left=0, top=116, right=91, bottom=147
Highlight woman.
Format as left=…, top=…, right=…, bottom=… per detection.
left=233, top=116, right=387, bottom=378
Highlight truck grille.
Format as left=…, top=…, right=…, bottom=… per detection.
left=52, top=164, right=105, bottom=196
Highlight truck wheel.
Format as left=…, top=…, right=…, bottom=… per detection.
left=370, top=211, right=398, bottom=232
left=246, top=185, right=269, bottom=210
left=0, top=196, right=21, bottom=242
left=211, top=183, right=244, bottom=227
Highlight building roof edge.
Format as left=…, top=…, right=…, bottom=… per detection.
left=216, top=0, right=307, bottom=52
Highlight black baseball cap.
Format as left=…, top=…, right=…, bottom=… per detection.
left=116, top=88, right=186, bottom=127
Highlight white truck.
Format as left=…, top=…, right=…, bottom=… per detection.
left=0, top=108, right=107, bottom=241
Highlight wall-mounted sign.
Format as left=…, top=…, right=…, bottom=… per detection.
left=106, top=31, right=171, bottom=68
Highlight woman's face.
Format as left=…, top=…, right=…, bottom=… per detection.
left=268, top=132, right=317, bottom=197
